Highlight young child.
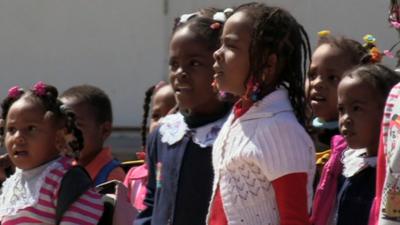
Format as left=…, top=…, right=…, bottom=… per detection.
left=124, top=81, right=176, bottom=212
left=0, top=81, right=103, bottom=224
left=369, top=2, right=400, bottom=224
left=307, top=32, right=368, bottom=171
left=334, top=64, right=400, bottom=225
left=134, top=8, right=232, bottom=225
left=209, top=3, right=315, bottom=224
left=60, top=85, right=126, bottom=185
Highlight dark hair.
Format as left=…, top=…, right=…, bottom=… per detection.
left=60, top=84, right=113, bottom=124
left=172, top=8, right=232, bottom=51
left=234, top=2, right=311, bottom=125
left=141, top=85, right=156, bottom=149
left=317, top=36, right=368, bottom=65
left=344, top=64, right=400, bottom=100
left=0, top=83, right=84, bottom=158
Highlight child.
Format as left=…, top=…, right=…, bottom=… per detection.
left=210, top=3, right=315, bottom=224
left=0, top=81, right=103, bottom=224
left=148, top=82, right=176, bottom=133
left=369, top=2, right=400, bottom=224
left=60, top=84, right=126, bottom=185
left=307, top=33, right=369, bottom=190
left=134, top=8, right=232, bottom=225
left=124, top=81, right=176, bottom=212
left=315, top=64, right=400, bottom=225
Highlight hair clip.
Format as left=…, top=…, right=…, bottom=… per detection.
left=318, top=30, right=331, bottom=38
left=224, top=8, right=234, bottom=14
left=210, top=22, right=221, bottom=30
left=363, top=34, right=376, bottom=45
left=32, top=81, right=47, bottom=96
left=179, top=13, right=197, bottom=24
left=8, top=85, right=23, bottom=99
left=362, top=34, right=382, bottom=63
left=213, top=12, right=227, bottom=22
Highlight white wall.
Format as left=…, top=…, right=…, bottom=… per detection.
left=0, top=0, right=168, bottom=127
left=0, top=0, right=398, bottom=127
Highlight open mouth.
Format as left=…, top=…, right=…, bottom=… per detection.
left=13, top=150, right=29, bottom=158
left=174, top=85, right=192, bottom=94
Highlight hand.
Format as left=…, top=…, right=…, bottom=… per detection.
left=112, top=182, right=138, bottom=225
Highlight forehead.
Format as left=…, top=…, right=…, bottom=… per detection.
left=7, top=97, right=46, bottom=122
left=338, top=76, right=380, bottom=100
left=169, top=26, right=213, bottom=56
left=311, top=44, right=352, bottom=68
left=223, top=11, right=253, bottom=39
left=60, top=97, right=95, bottom=120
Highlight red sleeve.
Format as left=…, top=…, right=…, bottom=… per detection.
left=271, top=173, right=310, bottom=225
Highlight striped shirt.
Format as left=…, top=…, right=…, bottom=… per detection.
left=0, top=157, right=104, bottom=225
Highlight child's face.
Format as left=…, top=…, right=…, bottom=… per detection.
left=169, top=26, right=221, bottom=115
left=213, top=11, right=252, bottom=96
left=308, top=44, right=354, bottom=121
left=60, top=97, right=111, bottom=166
left=5, top=98, right=60, bottom=170
left=149, top=85, right=176, bottom=132
left=338, top=76, right=383, bottom=155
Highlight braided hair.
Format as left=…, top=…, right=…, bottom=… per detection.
left=234, top=2, right=311, bottom=125
left=0, top=83, right=84, bottom=159
left=140, top=85, right=156, bottom=149
left=172, top=8, right=233, bottom=52
left=343, top=64, right=400, bottom=100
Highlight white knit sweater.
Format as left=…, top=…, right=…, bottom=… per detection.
left=208, top=89, right=315, bottom=225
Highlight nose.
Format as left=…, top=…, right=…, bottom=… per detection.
left=213, top=47, right=223, bottom=62
left=340, top=113, right=352, bottom=127
left=14, top=130, right=26, bottom=145
left=310, top=75, right=324, bottom=90
left=175, top=67, right=188, bottom=79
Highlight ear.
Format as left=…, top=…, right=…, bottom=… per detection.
left=55, top=128, right=67, bottom=153
left=262, top=54, right=278, bottom=83
left=100, top=121, right=112, bottom=141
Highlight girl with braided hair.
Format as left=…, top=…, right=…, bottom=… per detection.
left=210, top=2, right=315, bottom=225
left=0, top=81, right=103, bottom=225
left=134, top=7, right=232, bottom=225
left=123, top=81, right=176, bottom=212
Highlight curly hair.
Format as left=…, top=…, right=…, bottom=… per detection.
left=234, top=2, right=311, bottom=125
left=0, top=83, right=84, bottom=158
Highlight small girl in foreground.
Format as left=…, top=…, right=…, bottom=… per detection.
left=0, top=82, right=103, bottom=225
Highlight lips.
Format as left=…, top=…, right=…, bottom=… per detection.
left=12, top=150, right=29, bottom=158
left=213, top=64, right=224, bottom=79
left=174, top=84, right=193, bottom=94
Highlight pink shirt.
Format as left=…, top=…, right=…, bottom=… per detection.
left=1, top=157, right=104, bottom=225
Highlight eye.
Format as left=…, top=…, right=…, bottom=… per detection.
left=328, top=75, right=339, bottom=82
left=307, top=71, right=316, bottom=80
left=6, top=126, right=16, bottom=134
left=169, top=60, right=179, bottom=71
left=28, top=125, right=37, bottom=133
left=189, top=60, right=201, bottom=67
left=353, top=105, right=361, bottom=112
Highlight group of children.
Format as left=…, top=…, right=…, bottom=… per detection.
left=0, top=1, right=400, bottom=225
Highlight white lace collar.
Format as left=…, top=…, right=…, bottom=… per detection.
left=0, top=157, right=62, bottom=220
left=341, top=148, right=377, bottom=178
left=159, top=112, right=227, bottom=148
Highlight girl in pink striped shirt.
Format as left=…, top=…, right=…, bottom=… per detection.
left=0, top=82, right=104, bottom=225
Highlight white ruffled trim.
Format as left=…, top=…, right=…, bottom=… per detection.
left=0, top=157, right=62, bottom=220
left=159, top=112, right=227, bottom=147
left=341, top=148, right=377, bottom=178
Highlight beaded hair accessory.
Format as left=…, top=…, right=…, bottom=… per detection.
left=7, top=85, right=23, bottom=99
left=32, top=81, right=47, bottom=96
left=363, top=34, right=382, bottom=63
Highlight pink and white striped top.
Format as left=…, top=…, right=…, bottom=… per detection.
left=0, top=157, right=104, bottom=225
